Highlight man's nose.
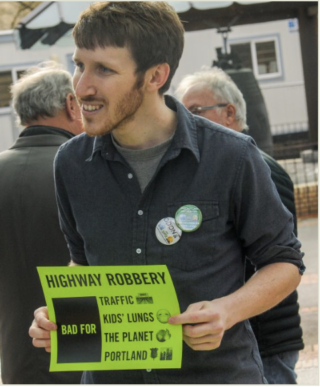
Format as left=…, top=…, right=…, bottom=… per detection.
left=73, top=71, right=97, bottom=99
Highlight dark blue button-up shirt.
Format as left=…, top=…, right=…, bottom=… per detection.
left=54, top=96, right=304, bottom=384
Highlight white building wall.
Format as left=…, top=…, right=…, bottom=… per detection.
left=262, top=83, right=308, bottom=131
left=170, top=28, right=222, bottom=92
left=0, top=38, right=74, bottom=72
left=0, top=112, right=15, bottom=152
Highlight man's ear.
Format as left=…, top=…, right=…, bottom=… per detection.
left=225, top=104, right=237, bottom=126
left=65, top=93, right=78, bottom=121
left=145, top=63, right=170, bottom=92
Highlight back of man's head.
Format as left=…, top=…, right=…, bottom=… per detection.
left=176, top=67, right=247, bottom=130
left=11, top=61, right=75, bottom=126
left=73, top=1, right=185, bottom=94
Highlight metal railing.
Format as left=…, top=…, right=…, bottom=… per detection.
left=272, top=130, right=318, bottom=219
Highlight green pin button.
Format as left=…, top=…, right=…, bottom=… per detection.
left=175, top=205, right=202, bottom=232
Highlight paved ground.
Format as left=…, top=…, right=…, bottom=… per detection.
left=0, top=218, right=318, bottom=384
left=295, top=217, right=319, bottom=385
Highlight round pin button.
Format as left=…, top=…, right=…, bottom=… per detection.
left=175, top=205, right=202, bottom=232
left=155, top=217, right=182, bottom=245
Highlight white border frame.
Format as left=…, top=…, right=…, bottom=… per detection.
left=252, top=37, right=282, bottom=79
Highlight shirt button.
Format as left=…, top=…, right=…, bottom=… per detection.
left=138, top=210, right=144, bottom=216
left=136, top=248, right=142, bottom=254
left=146, top=369, right=152, bottom=372
left=128, top=173, right=133, bottom=179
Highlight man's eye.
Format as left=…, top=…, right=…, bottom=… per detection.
left=74, top=62, right=84, bottom=72
left=99, top=66, right=112, bottom=74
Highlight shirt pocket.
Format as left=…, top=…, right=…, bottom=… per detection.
left=162, top=201, right=219, bottom=271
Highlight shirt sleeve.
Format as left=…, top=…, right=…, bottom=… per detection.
left=232, top=137, right=305, bottom=274
left=53, top=147, right=89, bottom=265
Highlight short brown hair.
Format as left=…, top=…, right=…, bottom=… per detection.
left=73, top=1, right=184, bottom=94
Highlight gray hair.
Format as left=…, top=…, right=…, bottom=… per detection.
left=176, top=66, right=247, bottom=130
left=11, top=61, right=75, bottom=126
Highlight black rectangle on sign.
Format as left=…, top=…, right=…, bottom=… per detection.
left=52, top=297, right=101, bottom=363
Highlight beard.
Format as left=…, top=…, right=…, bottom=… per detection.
left=82, top=77, right=144, bottom=137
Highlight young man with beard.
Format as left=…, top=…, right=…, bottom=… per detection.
left=29, top=2, right=305, bottom=384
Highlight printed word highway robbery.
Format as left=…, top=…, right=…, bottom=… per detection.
left=45, top=272, right=166, bottom=288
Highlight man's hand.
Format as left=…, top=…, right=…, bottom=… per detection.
left=169, top=299, right=228, bottom=351
left=29, top=306, right=57, bottom=352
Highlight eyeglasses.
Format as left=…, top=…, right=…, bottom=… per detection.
left=190, top=103, right=228, bottom=115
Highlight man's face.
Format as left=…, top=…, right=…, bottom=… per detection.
left=73, top=46, right=145, bottom=137
left=182, top=84, right=227, bottom=126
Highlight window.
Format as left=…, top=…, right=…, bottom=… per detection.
left=230, top=36, right=282, bottom=80
left=0, top=71, right=12, bottom=108
left=230, top=43, right=253, bottom=70
left=255, top=41, right=278, bottom=75
left=0, top=69, right=27, bottom=109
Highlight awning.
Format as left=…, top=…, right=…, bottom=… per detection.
left=15, top=1, right=313, bottom=50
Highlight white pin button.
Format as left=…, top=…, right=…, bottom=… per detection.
left=155, top=217, right=182, bottom=245
left=128, top=173, right=133, bottom=179
left=136, top=248, right=142, bottom=254
left=138, top=210, right=144, bottom=216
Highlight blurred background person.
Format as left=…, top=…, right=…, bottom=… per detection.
left=0, top=62, right=83, bottom=384
left=176, top=66, right=304, bottom=384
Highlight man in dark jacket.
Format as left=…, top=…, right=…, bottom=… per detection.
left=0, top=62, right=83, bottom=383
left=177, top=67, right=303, bottom=384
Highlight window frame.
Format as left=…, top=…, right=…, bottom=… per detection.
left=0, top=64, right=37, bottom=113
left=228, top=35, right=283, bottom=81
left=0, top=70, right=13, bottom=113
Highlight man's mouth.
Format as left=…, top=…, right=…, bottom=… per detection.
left=82, top=104, right=103, bottom=112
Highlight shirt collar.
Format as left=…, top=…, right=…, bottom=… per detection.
left=87, top=95, right=200, bottom=163
left=20, top=125, right=74, bottom=140
left=165, top=95, right=200, bottom=163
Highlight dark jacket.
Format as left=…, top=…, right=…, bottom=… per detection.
left=246, top=150, right=304, bottom=357
left=0, top=126, right=82, bottom=384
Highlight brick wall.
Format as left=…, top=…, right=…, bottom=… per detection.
left=295, top=183, right=318, bottom=218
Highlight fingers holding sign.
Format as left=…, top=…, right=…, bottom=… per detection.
left=168, top=300, right=228, bottom=351
left=29, top=306, right=57, bottom=352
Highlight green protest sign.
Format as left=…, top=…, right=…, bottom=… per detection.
left=37, top=265, right=182, bottom=372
